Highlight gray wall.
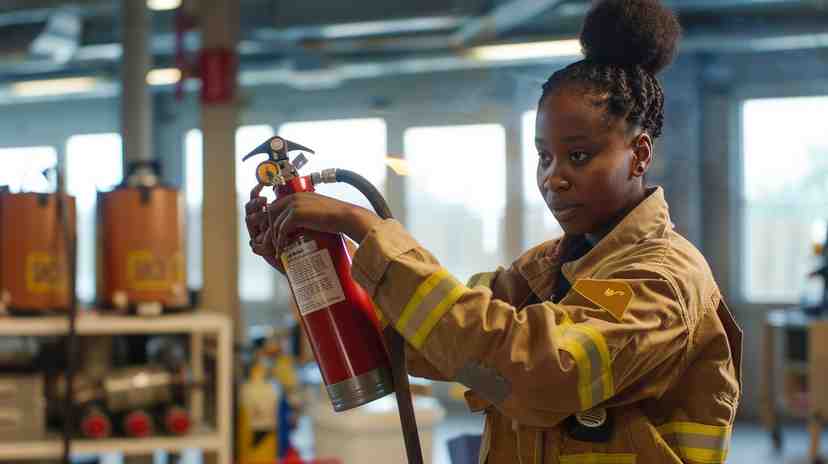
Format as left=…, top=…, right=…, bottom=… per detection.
left=2, top=48, right=827, bottom=421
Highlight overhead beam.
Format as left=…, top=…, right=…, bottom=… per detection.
left=255, top=15, right=467, bottom=42
left=452, top=0, right=567, bottom=46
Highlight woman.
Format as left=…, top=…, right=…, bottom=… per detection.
left=246, top=0, right=742, bottom=462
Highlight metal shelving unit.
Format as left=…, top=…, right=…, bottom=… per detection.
left=0, top=311, right=233, bottom=463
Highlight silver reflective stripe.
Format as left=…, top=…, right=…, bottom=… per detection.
left=455, top=362, right=511, bottom=406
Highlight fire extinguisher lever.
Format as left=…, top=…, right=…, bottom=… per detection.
left=241, top=136, right=314, bottom=162
left=243, top=136, right=315, bottom=186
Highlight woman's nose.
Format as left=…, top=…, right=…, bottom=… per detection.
left=543, top=162, right=571, bottom=192
left=545, top=176, right=571, bottom=192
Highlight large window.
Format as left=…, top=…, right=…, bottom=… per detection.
left=278, top=118, right=388, bottom=210
left=522, top=110, right=563, bottom=249
left=404, top=124, right=506, bottom=282
left=66, top=133, right=124, bottom=303
left=742, top=97, right=828, bottom=302
left=0, top=146, right=57, bottom=193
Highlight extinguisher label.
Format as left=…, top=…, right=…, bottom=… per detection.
left=283, top=244, right=346, bottom=316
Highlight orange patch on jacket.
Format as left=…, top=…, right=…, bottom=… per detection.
left=573, top=279, right=634, bottom=321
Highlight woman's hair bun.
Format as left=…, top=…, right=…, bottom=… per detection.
left=579, top=0, right=682, bottom=75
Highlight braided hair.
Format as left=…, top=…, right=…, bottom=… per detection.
left=540, top=0, right=682, bottom=139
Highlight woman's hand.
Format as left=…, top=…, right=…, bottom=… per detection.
left=245, top=184, right=284, bottom=272
left=267, top=190, right=383, bottom=255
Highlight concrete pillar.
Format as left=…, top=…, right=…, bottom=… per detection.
left=199, top=0, right=241, bottom=336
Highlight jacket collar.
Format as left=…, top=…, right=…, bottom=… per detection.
left=561, top=186, right=671, bottom=282
left=517, top=186, right=671, bottom=301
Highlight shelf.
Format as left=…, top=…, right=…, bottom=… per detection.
left=0, top=427, right=220, bottom=460
left=0, top=311, right=229, bottom=336
left=0, top=311, right=233, bottom=462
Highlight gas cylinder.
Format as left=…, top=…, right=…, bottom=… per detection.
left=0, top=192, right=75, bottom=314
left=97, top=161, right=187, bottom=312
left=243, top=136, right=393, bottom=412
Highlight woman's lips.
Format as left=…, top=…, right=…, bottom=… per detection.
left=552, top=204, right=581, bottom=221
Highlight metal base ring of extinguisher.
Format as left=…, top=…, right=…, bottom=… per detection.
left=327, top=366, right=394, bottom=412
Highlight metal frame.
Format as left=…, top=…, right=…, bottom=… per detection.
left=0, top=312, right=233, bottom=464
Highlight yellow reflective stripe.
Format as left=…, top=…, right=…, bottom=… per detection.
left=560, top=336, right=592, bottom=410
left=559, top=453, right=636, bottom=464
left=410, top=283, right=466, bottom=349
left=571, top=324, right=614, bottom=400
left=671, top=447, right=727, bottom=463
left=396, top=269, right=448, bottom=333
left=657, top=422, right=731, bottom=464
left=396, top=269, right=467, bottom=349
left=558, top=324, right=614, bottom=410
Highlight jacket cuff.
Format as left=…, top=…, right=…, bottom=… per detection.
left=351, top=219, right=419, bottom=296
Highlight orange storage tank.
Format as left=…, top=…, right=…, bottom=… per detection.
left=0, top=192, right=76, bottom=313
left=97, top=186, right=187, bottom=311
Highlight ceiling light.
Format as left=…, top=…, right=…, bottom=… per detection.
left=147, top=0, right=181, bottom=11
left=468, top=39, right=582, bottom=61
left=11, top=77, right=98, bottom=97
left=147, top=68, right=182, bottom=86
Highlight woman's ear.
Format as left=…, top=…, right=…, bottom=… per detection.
left=631, top=132, right=653, bottom=178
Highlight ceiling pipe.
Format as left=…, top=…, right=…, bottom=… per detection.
left=121, top=0, right=153, bottom=164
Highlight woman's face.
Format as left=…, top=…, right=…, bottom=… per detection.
left=535, top=86, right=651, bottom=236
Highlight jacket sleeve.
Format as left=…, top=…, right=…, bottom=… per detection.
left=352, top=219, right=690, bottom=427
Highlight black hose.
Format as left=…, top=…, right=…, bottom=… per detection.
left=334, top=169, right=393, bottom=220
left=333, top=169, right=424, bottom=464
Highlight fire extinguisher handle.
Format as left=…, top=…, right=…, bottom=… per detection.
left=242, top=136, right=315, bottom=162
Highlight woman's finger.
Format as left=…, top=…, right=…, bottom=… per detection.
left=270, top=207, right=298, bottom=255
left=250, top=183, right=265, bottom=201
left=245, top=210, right=269, bottom=237
left=245, top=196, right=267, bottom=215
left=251, top=226, right=275, bottom=255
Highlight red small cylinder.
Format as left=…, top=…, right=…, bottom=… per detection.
left=81, top=409, right=111, bottom=439
left=278, top=176, right=392, bottom=411
left=163, top=406, right=190, bottom=435
left=123, top=410, right=154, bottom=438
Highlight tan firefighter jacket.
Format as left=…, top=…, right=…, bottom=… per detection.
left=351, top=187, right=742, bottom=464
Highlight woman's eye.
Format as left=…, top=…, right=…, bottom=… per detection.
left=569, top=151, right=590, bottom=164
left=538, top=152, right=551, bottom=167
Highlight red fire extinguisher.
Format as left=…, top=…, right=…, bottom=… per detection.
left=243, top=137, right=392, bottom=411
